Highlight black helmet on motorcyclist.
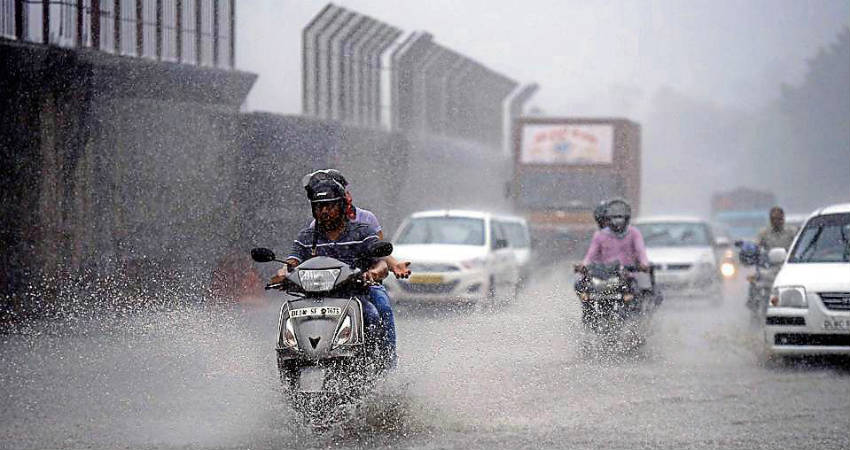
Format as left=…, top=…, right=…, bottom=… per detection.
left=605, top=198, right=632, bottom=235
left=593, top=201, right=609, bottom=230
left=302, top=169, right=348, bottom=194
left=307, top=179, right=347, bottom=223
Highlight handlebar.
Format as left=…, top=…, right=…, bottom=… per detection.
left=265, top=282, right=287, bottom=290
left=574, top=263, right=654, bottom=273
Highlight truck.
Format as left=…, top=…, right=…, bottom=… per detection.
left=710, top=187, right=776, bottom=241
left=510, top=117, right=641, bottom=261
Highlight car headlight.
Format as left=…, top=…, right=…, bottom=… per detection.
left=298, top=269, right=340, bottom=292
left=720, top=261, right=736, bottom=278
left=770, top=286, right=807, bottom=308
left=281, top=317, right=298, bottom=348
left=332, top=315, right=353, bottom=348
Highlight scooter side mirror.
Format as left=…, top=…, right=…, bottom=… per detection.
left=767, top=247, right=787, bottom=265
left=251, top=247, right=277, bottom=263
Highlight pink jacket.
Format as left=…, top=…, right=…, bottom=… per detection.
left=582, top=226, right=650, bottom=267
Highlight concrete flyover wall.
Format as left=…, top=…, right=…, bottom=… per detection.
left=0, top=45, right=513, bottom=322
left=230, top=115, right=510, bottom=246
left=0, top=39, right=255, bottom=319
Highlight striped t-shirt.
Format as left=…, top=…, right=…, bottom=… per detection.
left=287, top=221, right=380, bottom=269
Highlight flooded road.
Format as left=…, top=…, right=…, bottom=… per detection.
left=2, top=265, right=849, bottom=449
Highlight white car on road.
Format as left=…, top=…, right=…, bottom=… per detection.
left=764, top=203, right=850, bottom=356
left=384, top=210, right=520, bottom=306
left=633, top=216, right=724, bottom=300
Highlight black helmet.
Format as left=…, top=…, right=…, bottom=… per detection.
left=307, top=179, right=346, bottom=220
left=308, top=179, right=345, bottom=203
left=605, top=199, right=632, bottom=234
left=302, top=169, right=348, bottom=195
left=593, top=201, right=609, bottom=229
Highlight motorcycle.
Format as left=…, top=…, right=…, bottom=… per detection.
left=250, top=241, right=394, bottom=424
left=736, top=240, right=782, bottom=324
left=574, top=263, right=660, bottom=335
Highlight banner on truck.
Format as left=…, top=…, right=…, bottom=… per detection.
left=520, top=124, right=614, bottom=165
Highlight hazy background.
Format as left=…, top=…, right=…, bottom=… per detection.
left=235, top=0, right=850, bottom=216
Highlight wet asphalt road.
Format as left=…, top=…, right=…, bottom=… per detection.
left=2, top=264, right=849, bottom=449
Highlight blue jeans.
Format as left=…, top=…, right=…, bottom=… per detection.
left=368, top=285, right=396, bottom=355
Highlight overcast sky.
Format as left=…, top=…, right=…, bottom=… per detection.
left=236, top=0, right=850, bottom=118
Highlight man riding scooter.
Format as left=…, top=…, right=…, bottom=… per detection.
left=742, top=206, right=798, bottom=321
left=271, top=178, right=398, bottom=367
left=575, top=199, right=652, bottom=323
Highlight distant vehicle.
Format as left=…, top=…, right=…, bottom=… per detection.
left=510, top=117, right=641, bottom=260
left=710, top=223, right=738, bottom=279
left=764, top=203, right=850, bottom=358
left=633, top=216, right=724, bottom=302
left=384, top=210, right=521, bottom=307
left=736, top=240, right=784, bottom=323
left=711, top=187, right=776, bottom=241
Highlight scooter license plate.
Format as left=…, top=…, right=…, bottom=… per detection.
left=298, top=367, right=326, bottom=392
left=408, top=274, right=444, bottom=284
left=289, top=306, right=343, bottom=318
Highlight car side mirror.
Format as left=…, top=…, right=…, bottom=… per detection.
left=494, top=238, right=509, bottom=250
left=767, top=247, right=787, bottom=265
left=250, top=247, right=276, bottom=263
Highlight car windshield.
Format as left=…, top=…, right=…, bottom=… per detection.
left=395, top=217, right=485, bottom=246
left=635, top=222, right=712, bottom=247
left=788, top=213, right=850, bottom=263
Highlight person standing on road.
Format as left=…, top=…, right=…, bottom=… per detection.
left=757, top=206, right=798, bottom=251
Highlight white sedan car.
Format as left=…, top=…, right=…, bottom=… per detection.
left=633, top=217, right=724, bottom=300
left=764, top=203, right=850, bottom=356
left=384, top=210, right=520, bottom=306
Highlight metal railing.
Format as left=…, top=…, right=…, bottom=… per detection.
left=0, top=0, right=234, bottom=68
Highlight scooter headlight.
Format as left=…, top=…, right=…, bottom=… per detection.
left=282, top=318, right=298, bottom=348
left=591, top=276, right=620, bottom=289
left=332, top=315, right=353, bottom=348
left=298, top=269, right=341, bottom=292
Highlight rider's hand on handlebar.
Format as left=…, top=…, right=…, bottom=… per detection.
left=363, top=268, right=380, bottom=283
left=269, top=267, right=289, bottom=284
left=574, top=264, right=587, bottom=274
left=638, top=264, right=651, bottom=273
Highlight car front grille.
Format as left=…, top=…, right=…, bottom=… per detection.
left=766, top=316, right=805, bottom=326
left=774, top=333, right=850, bottom=346
left=398, top=280, right=459, bottom=294
left=819, top=292, right=850, bottom=311
left=664, top=264, right=692, bottom=271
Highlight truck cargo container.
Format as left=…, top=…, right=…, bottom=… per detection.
left=510, top=117, right=641, bottom=261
